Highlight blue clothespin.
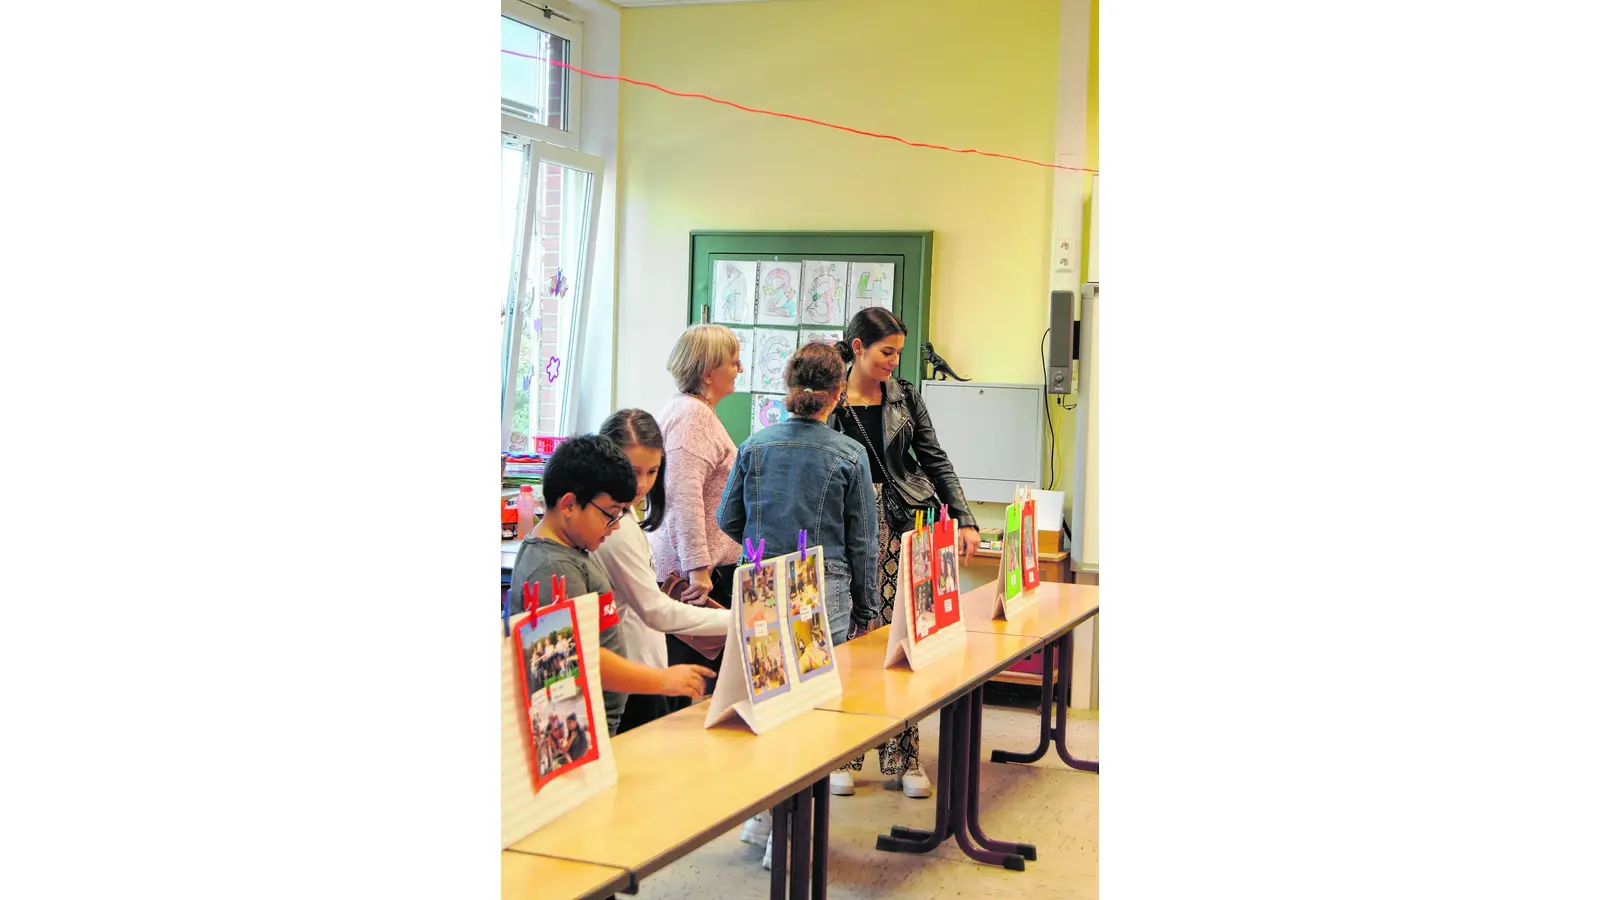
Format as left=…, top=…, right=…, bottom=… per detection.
left=798, top=529, right=807, bottom=559
left=502, top=590, right=512, bottom=637
left=744, top=537, right=765, bottom=568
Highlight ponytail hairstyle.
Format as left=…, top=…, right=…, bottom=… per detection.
left=783, top=342, right=846, bottom=418
left=597, top=408, right=667, bottom=532
left=835, top=306, right=908, bottom=364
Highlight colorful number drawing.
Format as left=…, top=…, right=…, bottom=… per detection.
left=800, top=260, right=848, bottom=326
left=847, top=262, right=894, bottom=319
left=730, top=327, right=754, bottom=393
left=754, top=328, right=795, bottom=393
left=756, top=261, right=800, bottom=326
left=713, top=260, right=756, bottom=325
left=750, top=393, right=789, bottom=433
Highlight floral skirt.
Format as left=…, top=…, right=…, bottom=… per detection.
left=845, top=483, right=921, bottom=775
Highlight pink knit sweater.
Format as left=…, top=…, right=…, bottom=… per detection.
left=648, top=393, right=743, bottom=580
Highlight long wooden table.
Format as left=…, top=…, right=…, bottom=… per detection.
left=501, top=851, right=629, bottom=900
left=510, top=703, right=903, bottom=898
left=509, top=581, right=1100, bottom=898
left=962, top=581, right=1101, bottom=772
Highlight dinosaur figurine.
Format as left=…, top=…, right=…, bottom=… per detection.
left=922, top=341, right=971, bottom=382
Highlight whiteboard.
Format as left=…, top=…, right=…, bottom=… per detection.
left=1071, top=289, right=1098, bottom=572
left=919, top=381, right=1043, bottom=504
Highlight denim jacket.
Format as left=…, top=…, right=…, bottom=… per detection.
left=717, top=417, right=880, bottom=629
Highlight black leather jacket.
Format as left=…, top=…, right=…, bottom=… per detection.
left=827, top=376, right=977, bottom=531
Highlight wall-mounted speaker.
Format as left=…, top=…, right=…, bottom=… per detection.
left=1047, top=289, right=1076, bottom=394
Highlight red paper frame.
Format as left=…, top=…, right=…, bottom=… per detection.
left=513, top=596, right=602, bottom=792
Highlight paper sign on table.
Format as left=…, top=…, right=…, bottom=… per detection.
left=705, top=546, right=842, bottom=733
left=884, top=511, right=966, bottom=669
left=992, top=485, right=1040, bottom=620
left=502, top=588, right=617, bottom=847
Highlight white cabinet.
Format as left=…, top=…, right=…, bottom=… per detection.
left=918, top=381, right=1042, bottom=504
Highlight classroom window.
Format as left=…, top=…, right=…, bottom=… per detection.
left=500, top=134, right=604, bottom=450
left=501, top=1, right=581, bottom=150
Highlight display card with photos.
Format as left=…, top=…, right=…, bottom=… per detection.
left=884, top=505, right=967, bottom=669
left=705, top=536, right=843, bottom=734
left=501, top=578, right=618, bottom=848
left=992, top=485, right=1042, bottom=620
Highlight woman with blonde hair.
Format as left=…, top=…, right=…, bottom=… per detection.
left=648, top=324, right=746, bottom=703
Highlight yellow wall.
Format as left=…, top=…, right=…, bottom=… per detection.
left=614, top=0, right=1062, bottom=416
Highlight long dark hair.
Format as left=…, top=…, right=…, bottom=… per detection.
left=835, top=307, right=907, bottom=364
left=598, top=409, right=667, bottom=532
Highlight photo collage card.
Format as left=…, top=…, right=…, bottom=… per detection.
left=737, top=559, right=791, bottom=701
left=514, top=599, right=601, bottom=792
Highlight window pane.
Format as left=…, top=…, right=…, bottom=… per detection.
left=501, top=142, right=534, bottom=452
left=501, top=16, right=571, bottom=132
left=529, top=160, right=593, bottom=437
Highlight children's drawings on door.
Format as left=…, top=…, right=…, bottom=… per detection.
left=755, top=261, right=801, bottom=327
left=713, top=260, right=756, bottom=325
left=800, top=260, right=848, bottom=327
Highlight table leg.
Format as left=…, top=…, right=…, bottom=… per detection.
left=991, top=640, right=1055, bottom=765
left=964, top=689, right=1037, bottom=861
left=878, top=703, right=955, bottom=853
left=948, top=693, right=1026, bottom=871
left=810, top=778, right=828, bottom=900
left=1055, top=631, right=1099, bottom=773
left=790, top=784, right=812, bottom=900
left=770, top=792, right=790, bottom=900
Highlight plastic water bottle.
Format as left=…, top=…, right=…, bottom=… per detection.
left=517, top=485, right=537, bottom=539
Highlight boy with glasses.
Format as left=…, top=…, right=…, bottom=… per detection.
left=509, top=435, right=714, bottom=736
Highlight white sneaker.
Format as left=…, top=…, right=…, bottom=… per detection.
left=739, top=812, right=771, bottom=845
left=762, top=833, right=773, bottom=870
left=829, top=769, right=856, bottom=796
left=900, top=765, right=933, bottom=799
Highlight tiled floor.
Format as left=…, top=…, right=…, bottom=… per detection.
left=632, top=698, right=1099, bottom=899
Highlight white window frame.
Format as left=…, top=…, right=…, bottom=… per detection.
left=501, top=0, right=583, bottom=151
left=501, top=136, right=606, bottom=447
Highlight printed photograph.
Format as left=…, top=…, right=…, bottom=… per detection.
left=911, top=529, right=931, bottom=582
left=787, top=552, right=821, bottom=617
left=745, top=630, right=790, bottom=698
left=913, top=578, right=935, bottom=639
left=517, top=604, right=599, bottom=788
left=790, top=611, right=834, bottom=677
left=739, top=561, right=780, bottom=633
left=530, top=687, right=598, bottom=782
left=1022, top=510, right=1037, bottom=570
left=521, top=609, right=579, bottom=692
left=936, top=545, right=958, bottom=597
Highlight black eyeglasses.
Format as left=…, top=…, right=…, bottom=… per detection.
left=585, top=501, right=627, bottom=526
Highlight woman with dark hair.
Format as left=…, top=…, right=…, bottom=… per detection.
left=828, top=306, right=979, bottom=800
left=593, top=408, right=732, bottom=734
left=717, top=341, right=879, bottom=870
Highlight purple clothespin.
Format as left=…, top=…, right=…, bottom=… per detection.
left=798, top=529, right=808, bottom=558
left=502, top=590, right=512, bottom=637
left=744, top=537, right=766, bottom=568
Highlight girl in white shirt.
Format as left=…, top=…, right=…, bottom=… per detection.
left=595, top=409, right=732, bottom=733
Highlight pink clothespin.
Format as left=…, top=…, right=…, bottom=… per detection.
left=940, top=503, right=950, bottom=523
